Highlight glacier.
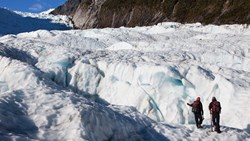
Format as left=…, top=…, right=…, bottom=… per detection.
left=0, top=7, right=250, bottom=140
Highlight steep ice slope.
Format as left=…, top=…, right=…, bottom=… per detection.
left=0, top=44, right=170, bottom=140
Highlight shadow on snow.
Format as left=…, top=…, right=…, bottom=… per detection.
left=0, top=90, right=38, bottom=139
left=0, top=7, right=71, bottom=35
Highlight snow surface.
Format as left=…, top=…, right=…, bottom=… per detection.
left=0, top=8, right=250, bottom=141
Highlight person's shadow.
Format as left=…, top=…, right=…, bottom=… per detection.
left=0, top=7, right=71, bottom=35
left=202, top=124, right=250, bottom=135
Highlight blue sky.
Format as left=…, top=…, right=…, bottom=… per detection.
left=0, top=0, right=66, bottom=13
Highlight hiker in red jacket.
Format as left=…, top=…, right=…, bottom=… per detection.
left=187, top=97, right=204, bottom=128
left=209, top=97, right=221, bottom=133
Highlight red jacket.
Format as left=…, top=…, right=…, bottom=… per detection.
left=187, top=100, right=204, bottom=115
left=209, top=101, right=221, bottom=113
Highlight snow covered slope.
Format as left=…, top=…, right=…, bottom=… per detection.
left=0, top=8, right=250, bottom=140
left=0, top=7, right=72, bottom=35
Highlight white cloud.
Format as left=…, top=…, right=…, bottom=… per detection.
left=29, top=3, right=44, bottom=11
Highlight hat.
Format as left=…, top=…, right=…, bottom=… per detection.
left=212, top=97, right=217, bottom=101
left=196, top=97, right=200, bottom=101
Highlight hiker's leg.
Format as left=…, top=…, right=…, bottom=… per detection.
left=217, top=114, right=221, bottom=132
left=197, top=113, right=202, bottom=125
left=214, top=114, right=220, bottom=132
left=212, top=113, right=216, bottom=126
left=194, top=113, right=199, bottom=128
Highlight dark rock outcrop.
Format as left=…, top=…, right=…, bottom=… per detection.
left=51, top=0, right=250, bottom=29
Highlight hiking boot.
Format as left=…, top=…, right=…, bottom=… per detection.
left=217, top=130, right=221, bottom=133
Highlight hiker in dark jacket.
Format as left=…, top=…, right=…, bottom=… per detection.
left=187, top=97, right=204, bottom=128
left=209, top=97, right=221, bottom=133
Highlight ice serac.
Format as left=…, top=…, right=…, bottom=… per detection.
left=64, top=50, right=247, bottom=130
left=51, top=0, right=250, bottom=29
left=94, top=62, right=234, bottom=125
left=0, top=44, right=168, bottom=141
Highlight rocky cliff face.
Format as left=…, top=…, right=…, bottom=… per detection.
left=51, top=0, right=250, bottom=29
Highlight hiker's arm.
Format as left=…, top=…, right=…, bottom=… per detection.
left=208, top=103, right=212, bottom=114
left=200, top=103, right=204, bottom=115
left=219, top=102, right=222, bottom=113
left=187, top=103, right=192, bottom=107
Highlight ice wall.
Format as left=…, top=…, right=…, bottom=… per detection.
left=0, top=47, right=169, bottom=141
left=66, top=60, right=240, bottom=128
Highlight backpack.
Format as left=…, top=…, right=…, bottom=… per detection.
left=212, top=101, right=220, bottom=113
left=192, top=101, right=200, bottom=113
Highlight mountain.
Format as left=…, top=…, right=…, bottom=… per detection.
left=51, top=0, right=250, bottom=29
left=0, top=7, right=250, bottom=140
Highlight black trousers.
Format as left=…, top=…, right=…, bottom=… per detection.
left=194, top=113, right=203, bottom=127
left=212, top=113, right=220, bottom=132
